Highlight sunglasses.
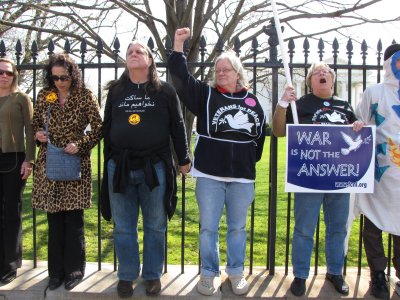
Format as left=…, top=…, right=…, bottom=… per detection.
left=51, top=75, right=70, bottom=82
left=0, top=69, right=14, bottom=77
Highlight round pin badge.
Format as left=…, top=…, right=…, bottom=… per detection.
left=128, top=113, right=141, bottom=125
left=323, top=101, right=330, bottom=106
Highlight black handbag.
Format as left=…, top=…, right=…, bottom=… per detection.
left=45, top=106, right=81, bottom=181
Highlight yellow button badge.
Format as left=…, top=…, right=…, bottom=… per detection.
left=128, top=114, right=141, bottom=125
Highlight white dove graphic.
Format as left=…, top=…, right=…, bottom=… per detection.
left=340, top=131, right=363, bottom=155
left=324, top=111, right=345, bottom=123
left=224, top=111, right=254, bottom=132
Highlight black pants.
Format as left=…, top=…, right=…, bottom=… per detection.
left=47, top=209, right=86, bottom=279
left=0, top=152, right=25, bottom=275
left=363, top=216, right=400, bottom=278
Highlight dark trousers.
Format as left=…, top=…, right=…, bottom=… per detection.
left=47, top=209, right=86, bottom=279
left=363, top=216, right=400, bottom=278
left=0, top=152, right=25, bottom=274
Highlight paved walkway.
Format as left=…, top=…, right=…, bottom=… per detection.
left=0, top=261, right=399, bottom=299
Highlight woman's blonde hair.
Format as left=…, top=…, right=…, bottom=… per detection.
left=209, top=50, right=249, bottom=90
left=305, top=61, right=336, bottom=90
left=0, top=58, right=19, bottom=92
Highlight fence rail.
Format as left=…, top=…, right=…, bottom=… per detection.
left=0, top=21, right=395, bottom=277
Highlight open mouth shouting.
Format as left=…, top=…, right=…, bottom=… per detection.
left=320, top=78, right=327, bottom=84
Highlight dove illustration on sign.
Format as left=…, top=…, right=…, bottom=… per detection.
left=224, top=110, right=254, bottom=132
left=340, top=131, right=363, bottom=155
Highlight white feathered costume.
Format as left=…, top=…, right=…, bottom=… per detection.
left=354, top=49, right=400, bottom=235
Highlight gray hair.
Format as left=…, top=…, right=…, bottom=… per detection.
left=209, top=51, right=249, bottom=90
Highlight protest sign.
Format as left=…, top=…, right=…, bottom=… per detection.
left=285, top=124, right=375, bottom=193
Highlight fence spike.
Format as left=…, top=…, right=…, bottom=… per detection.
left=252, top=37, right=258, bottom=52
left=64, top=38, right=71, bottom=53
left=113, top=37, right=120, bottom=51
left=318, top=38, right=324, bottom=61
left=48, top=39, right=55, bottom=55
left=165, top=35, right=172, bottom=57
left=200, top=36, right=206, bottom=49
left=377, top=39, right=382, bottom=53
left=288, top=38, right=295, bottom=61
left=216, top=37, right=224, bottom=55
left=31, top=41, right=38, bottom=59
left=346, top=39, right=353, bottom=64
left=80, top=39, right=87, bottom=54
left=0, top=40, right=6, bottom=57
left=332, top=38, right=339, bottom=64
left=234, top=37, right=241, bottom=56
left=183, top=40, right=189, bottom=56
left=96, top=39, right=103, bottom=55
left=147, top=37, right=155, bottom=52
left=199, top=36, right=207, bottom=58
left=303, top=37, right=310, bottom=59
left=15, top=40, right=22, bottom=65
left=361, top=40, right=368, bottom=63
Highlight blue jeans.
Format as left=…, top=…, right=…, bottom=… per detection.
left=195, top=177, right=254, bottom=277
left=292, top=192, right=349, bottom=279
left=108, top=159, right=167, bottom=281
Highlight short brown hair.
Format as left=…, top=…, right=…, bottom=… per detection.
left=305, top=62, right=336, bottom=90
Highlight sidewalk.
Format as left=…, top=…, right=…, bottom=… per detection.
left=0, top=261, right=399, bottom=299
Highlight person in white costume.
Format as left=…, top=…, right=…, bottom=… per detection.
left=355, top=43, right=400, bottom=299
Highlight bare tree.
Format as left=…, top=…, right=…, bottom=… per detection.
left=1, top=0, right=397, bottom=61
left=1, top=0, right=398, bottom=132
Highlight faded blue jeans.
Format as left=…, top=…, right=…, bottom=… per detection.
left=108, top=159, right=167, bottom=281
left=195, top=177, right=254, bottom=277
left=292, top=192, right=349, bottom=279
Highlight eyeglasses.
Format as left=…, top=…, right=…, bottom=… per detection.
left=0, top=69, right=14, bottom=77
left=311, top=69, right=331, bottom=76
left=51, top=75, right=70, bottom=82
left=215, top=68, right=234, bottom=74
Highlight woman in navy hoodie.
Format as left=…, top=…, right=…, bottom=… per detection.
left=168, top=27, right=266, bottom=296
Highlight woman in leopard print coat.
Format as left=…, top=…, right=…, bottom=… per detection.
left=32, top=53, right=102, bottom=291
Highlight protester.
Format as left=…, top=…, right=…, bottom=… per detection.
left=168, top=28, right=266, bottom=296
left=101, top=40, right=191, bottom=298
left=272, top=61, right=364, bottom=297
left=32, top=53, right=102, bottom=290
left=354, top=43, right=400, bottom=299
left=0, top=58, right=35, bottom=284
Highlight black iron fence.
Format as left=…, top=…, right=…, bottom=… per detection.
left=0, top=21, right=395, bottom=277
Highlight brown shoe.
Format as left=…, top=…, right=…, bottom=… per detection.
left=117, top=280, right=133, bottom=298
left=145, top=279, right=161, bottom=296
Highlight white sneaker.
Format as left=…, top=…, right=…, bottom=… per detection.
left=229, top=273, right=249, bottom=295
left=197, top=275, right=216, bottom=296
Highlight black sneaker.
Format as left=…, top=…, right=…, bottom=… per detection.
left=0, top=270, right=16, bottom=284
left=290, top=277, right=306, bottom=297
left=371, top=271, right=389, bottom=299
left=326, top=273, right=349, bottom=295
left=117, top=280, right=133, bottom=298
left=48, top=277, right=63, bottom=290
left=145, top=279, right=161, bottom=296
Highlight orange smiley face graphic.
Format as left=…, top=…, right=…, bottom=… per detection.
left=128, top=114, right=141, bottom=125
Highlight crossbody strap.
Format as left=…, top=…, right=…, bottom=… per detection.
left=45, top=105, right=53, bottom=144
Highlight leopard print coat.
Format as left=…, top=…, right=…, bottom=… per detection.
left=32, top=87, right=102, bottom=212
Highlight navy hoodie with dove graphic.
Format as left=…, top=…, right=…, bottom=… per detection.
left=168, top=51, right=266, bottom=180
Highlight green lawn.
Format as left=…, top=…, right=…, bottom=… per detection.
left=21, top=137, right=381, bottom=268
